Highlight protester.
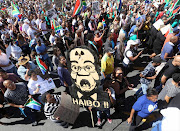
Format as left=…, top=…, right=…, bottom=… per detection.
left=127, top=88, right=158, bottom=131
left=43, top=93, right=69, bottom=128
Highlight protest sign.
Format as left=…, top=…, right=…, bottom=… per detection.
left=46, top=8, right=57, bottom=20
left=35, top=78, right=56, bottom=94
left=153, top=19, right=164, bottom=30
left=67, top=46, right=110, bottom=111
left=54, top=0, right=64, bottom=8
left=160, top=24, right=171, bottom=35
left=54, top=92, right=80, bottom=124
left=92, top=1, right=100, bottom=15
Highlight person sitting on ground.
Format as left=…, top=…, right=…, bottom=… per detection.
left=3, top=80, right=38, bottom=126
left=42, top=93, right=69, bottom=128
left=135, top=56, right=162, bottom=98
left=111, top=67, right=133, bottom=101
left=0, top=69, right=22, bottom=94
left=127, top=88, right=158, bottom=131
left=17, top=56, right=37, bottom=81
left=158, top=73, right=180, bottom=104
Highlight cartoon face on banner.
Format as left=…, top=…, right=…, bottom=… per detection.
left=70, top=48, right=99, bottom=92
left=67, top=46, right=110, bottom=110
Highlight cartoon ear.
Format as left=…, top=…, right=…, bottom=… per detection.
left=81, top=51, right=84, bottom=55
left=75, top=51, right=78, bottom=55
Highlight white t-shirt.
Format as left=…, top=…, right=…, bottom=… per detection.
left=36, top=19, right=41, bottom=27
left=11, top=45, right=22, bottom=60
left=0, top=52, right=14, bottom=71
left=49, top=34, right=56, bottom=44
left=39, top=22, right=48, bottom=35
left=27, top=75, right=44, bottom=95
left=27, top=27, right=36, bottom=39
left=123, top=50, right=133, bottom=65
left=22, top=23, right=29, bottom=35
left=161, top=107, right=180, bottom=131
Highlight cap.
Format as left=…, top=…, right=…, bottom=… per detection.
left=127, top=40, right=139, bottom=46
left=24, top=19, right=30, bottom=23
left=152, top=56, right=162, bottom=63
left=94, top=30, right=100, bottom=35
left=106, top=47, right=115, bottom=54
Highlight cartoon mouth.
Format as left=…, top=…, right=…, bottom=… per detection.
left=80, top=79, right=91, bottom=89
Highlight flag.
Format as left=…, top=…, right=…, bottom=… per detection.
left=169, top=0, right=180, bottom=16
left=51, top=19, right=62, bottom=34
left=11, top=1, right=20, bottom=17
left=24, top=98, right=41, bottom=111
left=73, top=0, right=82, bottom=17
left=136, top=12, right=141, bottom=20
left=82, top=0, right=87, bottom=11
left=102, top=18, right=107, bottom=28
left=36, top=56, right=48, bottom=75
left=164, top=26, right=173, bottom=37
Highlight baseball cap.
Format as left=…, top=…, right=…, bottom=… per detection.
left=106, top=47, right=115, bottom=54
left=152, top=56, right=163, bottom=63
left=94, top=30, right=100, bottom=35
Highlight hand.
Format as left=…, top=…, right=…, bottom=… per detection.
left=114, top=46, right=117, bottom=50
left=151, top=75, right=157, bottom=79
left=107, top=89, right=111, bottom=96
left=28, top=95, right=32, bottom=98
left=128, top=84, right=134, bottom=88
left=56, top=117, right=60, bottom=120
left=88, top=107, right=92, bottom=111
left=127, top=117, right=132, bottom=124
left=26, top=63, right=30, bottom=69
left=0, top=104, right=3, bottom=108
left=138, top=50, right=143, bottom=56
left=19, top=105, right=25, bottom=108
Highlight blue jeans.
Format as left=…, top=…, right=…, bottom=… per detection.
left=44, top=57, right=53, bottom=71
left=97, top=108, right=110, bottom=119
left=135, top=84, right=148, bottom=98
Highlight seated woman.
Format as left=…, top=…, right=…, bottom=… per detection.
left=111, top=67, right=134, bottom=101
left=27, top=70, right=45, bottom=104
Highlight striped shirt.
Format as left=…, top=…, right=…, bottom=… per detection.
left=44, top=94, right=61, bottom=121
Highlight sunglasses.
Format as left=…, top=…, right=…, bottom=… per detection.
left=116, top=73, right=123, bottom=76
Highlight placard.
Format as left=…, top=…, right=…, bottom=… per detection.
left=153, top=19, right=164, bottom=30
left=35, top=78, right=56, bottom=94
left=54, top=92, right=80, bottom=124
left=46, top=8, right=57, bottom=20
left=92, top=1, right=100, bottom=15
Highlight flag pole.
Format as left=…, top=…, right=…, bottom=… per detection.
left=90, top=110, right=94, bottom=127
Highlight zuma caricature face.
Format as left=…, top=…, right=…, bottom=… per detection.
left=69, top=48, right=99, bottom=92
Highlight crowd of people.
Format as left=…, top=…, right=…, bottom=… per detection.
left=0, top=0, right=179, bottom=130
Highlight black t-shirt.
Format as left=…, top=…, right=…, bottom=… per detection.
left=163, top=59, right=180, bottom=79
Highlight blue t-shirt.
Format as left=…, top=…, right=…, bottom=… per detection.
left=128, top=25, right=136, bottom=37
left=160, top=42, right=174, bottom=60
left=132, top=95, right=158, bottom=118
left=35, top=44, right=48, bottom=60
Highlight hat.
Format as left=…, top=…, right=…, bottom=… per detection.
left=24, top=19, right=30, bottom=23
left=127, top=40, right=139, bottom=46
left=90, top=16, right=95, bottom=20
left=94, top=30, right=100, bottom=35
left=152, top=56, right=162, bottom=63
left=106, top=47, right=115, bottom=53
left=18, top=56, right=30, bottom=65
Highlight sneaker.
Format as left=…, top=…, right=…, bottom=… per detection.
left=97, top=118, right=101, bottom=126
left=107, top=118, right=112, bottom=124
left=32, top=121, right=38, bottom=126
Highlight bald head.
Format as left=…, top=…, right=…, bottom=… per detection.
left=170, top=36, right=178, bottom=44
left=3, top=80, right=16, bottom=90
left=173, top=55, right=180, bottom=66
